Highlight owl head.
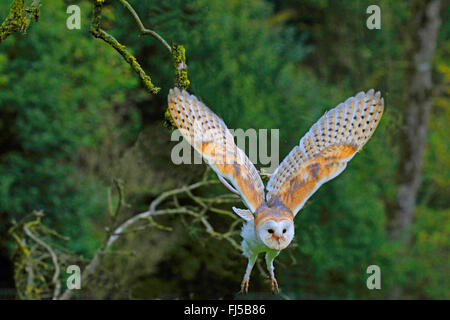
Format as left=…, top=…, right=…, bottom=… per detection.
left=256, top=218, right=294, bottom=250
left=254, top=205, right=295, bottom=250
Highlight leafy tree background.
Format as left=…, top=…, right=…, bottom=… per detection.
left=0, top=0, right=448, bottom=299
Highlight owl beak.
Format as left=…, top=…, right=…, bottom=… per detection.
left=272, top=235, right=281, bottom=243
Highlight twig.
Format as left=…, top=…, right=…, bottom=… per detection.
left=117, top=0, right=171, bottom=52
left=106, top=207, right=191, bottom=247
left=23, top=224, right=61, bottom=300
left=89, top=0, right=161, bottom=94
left=89, top=0, right=190, bottom=95
left=116, top=0, right=190, bottom=90
left=25, top=258, right=34, bottom=297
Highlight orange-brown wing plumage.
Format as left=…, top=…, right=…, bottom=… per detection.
left=266, top=89, right=384, bottom=216
left=168, top=88, right=265, bottom=213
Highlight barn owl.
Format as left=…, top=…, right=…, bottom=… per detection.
left=168, top=87, right=384, bottom=293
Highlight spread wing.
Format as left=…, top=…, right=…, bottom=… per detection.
left=266, top=89, right=384, bottom=216
left=168, top=88, right=265, bottom=212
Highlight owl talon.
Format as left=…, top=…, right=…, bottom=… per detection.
left=270, top=278, right=279, bottom=294
left=240, top=279, right=249, bottom=294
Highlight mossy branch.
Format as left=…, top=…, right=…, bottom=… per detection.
left=117, top=0, right=171, bottom=53
left=90, top=0, right=161, bottom=94
left=0, top=0, right=40, bottom=43
left=90, top=0, right=190, bottom=98
left=23, top=223, right=61, bottom=300
left=116, top=0, right=190, bottom=90
left=9, top=211, right=66, bottom=300
left=172, top=43, right=190, bottom=90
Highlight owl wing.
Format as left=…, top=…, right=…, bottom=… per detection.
left=266, top=89, right=384, bottom=217
left=168, top=88, right=265, bottom=213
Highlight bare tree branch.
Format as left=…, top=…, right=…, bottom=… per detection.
left=117, top=0, right=171, bottom=52
left=58, top=170, right=241, bottom=300
left=9, top=211, right=67, bottom=299
left=23, top=224, right=61, bottom=300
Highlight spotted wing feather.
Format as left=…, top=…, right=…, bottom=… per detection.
left=168, top=88, right=265, bottom=213
left=266, top=89, right=384, bottom=216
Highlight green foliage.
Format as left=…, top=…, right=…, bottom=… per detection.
left=0, top=0, right=447, bottom=299
left=0, top=1, right=138, bottom=254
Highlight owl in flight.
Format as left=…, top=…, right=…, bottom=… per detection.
left=168, top=87, right=384, bottom=293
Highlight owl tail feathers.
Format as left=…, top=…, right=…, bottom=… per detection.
left=232, top=207, right=254, bottom=222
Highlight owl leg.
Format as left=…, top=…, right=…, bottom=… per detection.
left=265, top=250, right=280, bottom=294
left=240, top=253, right=257, bottom=294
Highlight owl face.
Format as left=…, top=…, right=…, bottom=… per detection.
left=256, top=219, right=294, bottom=250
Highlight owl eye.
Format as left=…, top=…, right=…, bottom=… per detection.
left=283, top=229, right=286, bottom=233
left=268, top=229, right=274, bottom=234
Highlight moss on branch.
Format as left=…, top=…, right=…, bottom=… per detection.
left=90, top=0, right=191, bottom=98
left=90, top=0, right=161, bottom=94
left=0, top=0, right=40, bottom=43
left=88, top=0, right=191, bottom=131
left=172, top=43, right=190, bottom=91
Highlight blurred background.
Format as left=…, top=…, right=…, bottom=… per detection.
left=0, top=0, right=448, bottom=299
